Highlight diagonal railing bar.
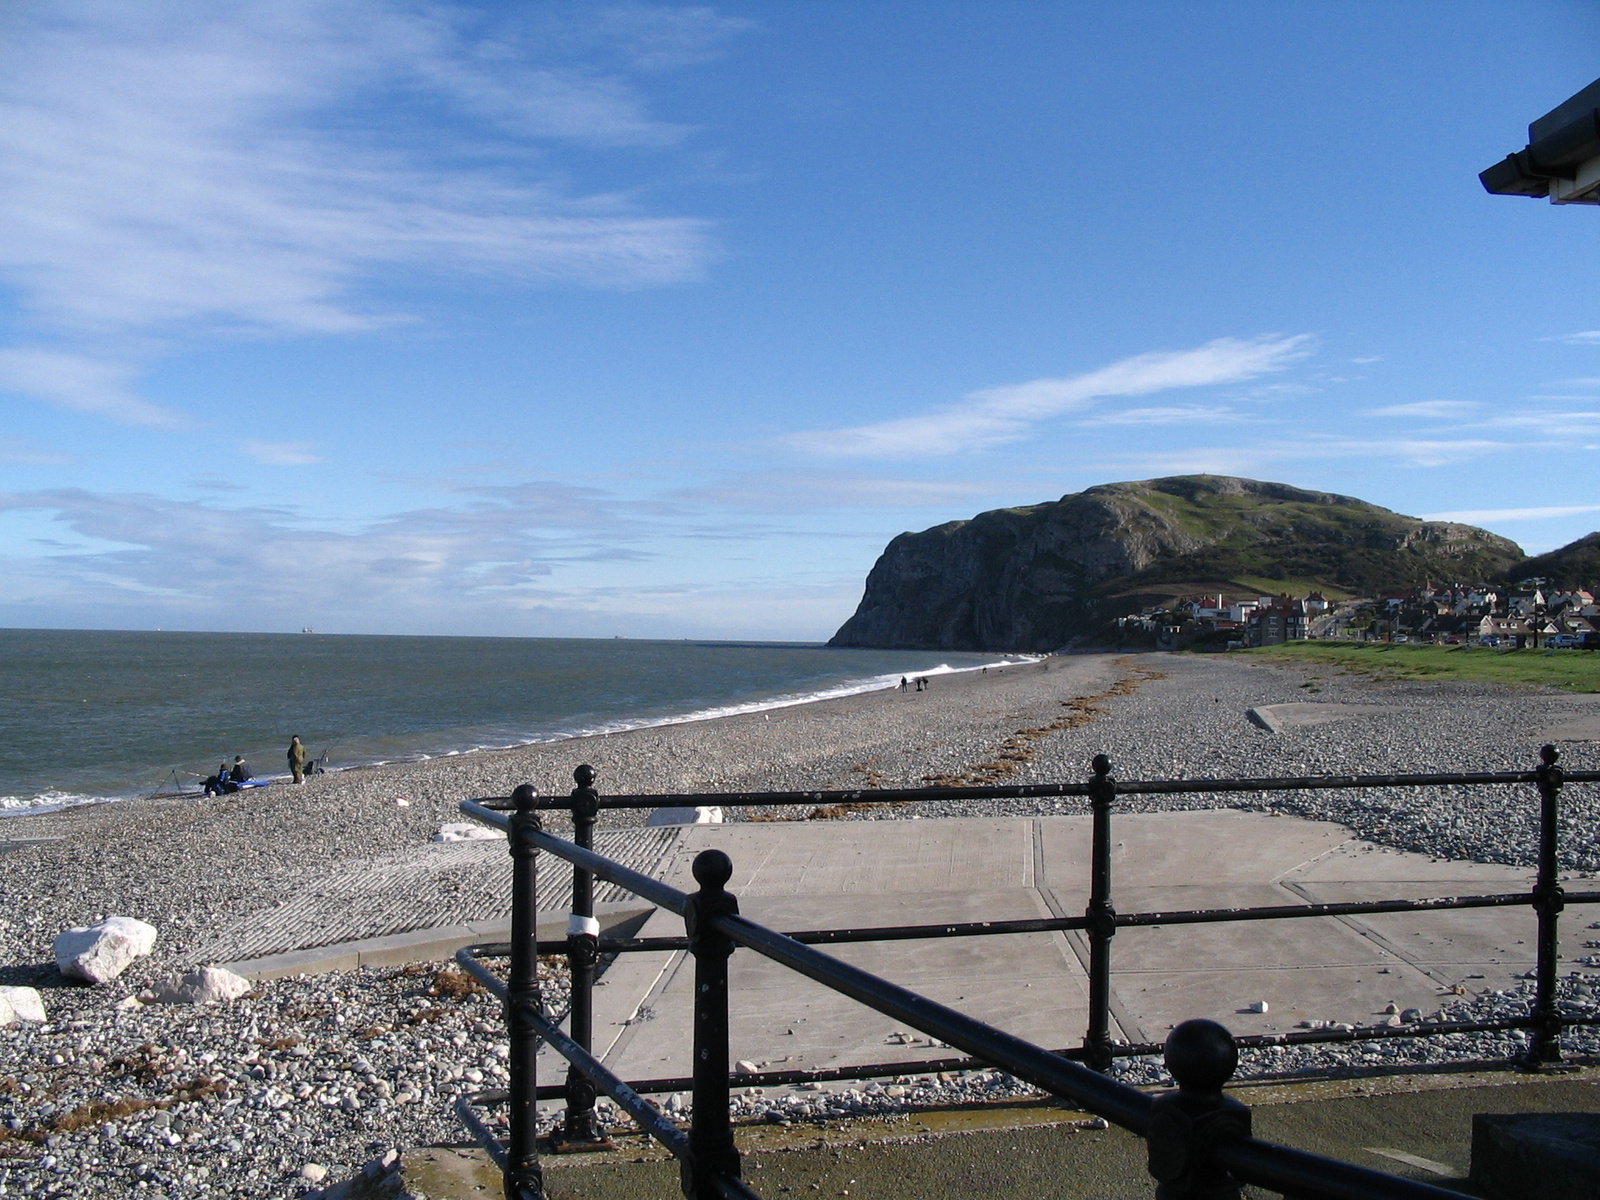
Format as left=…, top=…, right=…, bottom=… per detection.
left=496, top=824, right=1461, bottom=1200
left=458, top=945, right=694, bottom=1159
left=461, top=799, right=689, bottom=915
left=725, top=910, right=1154, bottom=1133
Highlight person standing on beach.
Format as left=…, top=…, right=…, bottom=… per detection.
left=288, top=735, right=307, bottom=784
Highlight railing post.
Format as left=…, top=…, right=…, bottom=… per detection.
left=1147, top=1019, right=1251, bottom=1200
left=555, top=764, right=611, bottom=1150
left=681, top=850, right=741, bottom=1200
left=1084, top=753, right=1118, bottom=1072
left=505, top=783, right=545, bottom=1200
left=1524, top=743, right=1566, bottom=1068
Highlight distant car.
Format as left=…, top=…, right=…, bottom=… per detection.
left=1547, top=634, right=1581, bottom=649
left=1443, top=637, right=1461, bottom=644
left=1481, top=635, right=1501, bottom=647
left=1392, top=635, right=1409, bottom=643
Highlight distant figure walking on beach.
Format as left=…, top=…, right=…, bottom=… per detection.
left=229, top=756, right=251, bottom=784
left=288, top=735, right=307, bottom=784
left=899, top=676, right=908, bottom=690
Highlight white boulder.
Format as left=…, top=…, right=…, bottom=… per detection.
left=433, top=822, right=505, bottom=843
left=645, top=806, right=724, bottom=827
left=150, top=965, right=252, bottom=1005
left=0, top=987, right=45, bottom=1024
left=54, top=916, right=157, bottom=984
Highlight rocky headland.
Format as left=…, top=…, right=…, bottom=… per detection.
left=829, top=475, right=1529, bottom=651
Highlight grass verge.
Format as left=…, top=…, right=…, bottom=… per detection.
left=1244, top=641, right=1600, bottom=692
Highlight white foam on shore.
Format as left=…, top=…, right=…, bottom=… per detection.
left=0, top=789, right=130, bottom=817
left=245, top=656, right=1042, bottom=772
left=0, top=655, right=1041, bottom=816
left=570, top=656, right=1040, bottom=738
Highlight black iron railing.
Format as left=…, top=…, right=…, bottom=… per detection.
left=449, top=746, right=1599, bottom=1200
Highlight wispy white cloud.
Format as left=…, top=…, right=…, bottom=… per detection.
left=1556, top=331, right=1600, bottom=345
left=1422, top=504, right=1600, bottom=524
left=0, top=480, right=649, bottom=612
left=0, top=479, right=871, bottom=638
left=1368, top=399, right=1479, bottom=419
left=680, top=473, right=990, bottom=510
left=0, top=1, right=729, bottom=423
left=0, top=437, right=74, bottom=467
left=1482, top=410, right=1600, bottom=429
left=0, top=349, right=186, bottom=428
left=1099, top=436, right=1514, bottom=477
left=788, top=335, right=1313, bottom=458
left=1076, top=404, right=1251, bottom=427
left=243, top=440, right=322, bottom=467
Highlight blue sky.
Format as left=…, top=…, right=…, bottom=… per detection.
left=1, top=1, right=1598, bottom=640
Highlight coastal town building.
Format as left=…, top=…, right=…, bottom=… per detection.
left=1115, top=577, right=1600, bottom=650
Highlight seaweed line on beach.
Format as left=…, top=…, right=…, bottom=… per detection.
left=917, top=657, right=1167, bottom=789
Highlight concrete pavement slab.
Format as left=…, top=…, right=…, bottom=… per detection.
left=1246, top=702, right=1395, bottom=733
left=530, top=810, right=1593, bottom=1097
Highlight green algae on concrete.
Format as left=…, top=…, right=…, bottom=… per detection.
left=405, top=1070, right=1600, bottom=1200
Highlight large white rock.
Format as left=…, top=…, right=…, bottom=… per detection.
left=53, top=916, right=157, bottom=984
left=0, top=987, right=45, bottom=1024
left=645, top=806, right=724, bottom=827
left=433, top=822, right=505, bottom=843
left=150, top=965, right=252, bottom=1005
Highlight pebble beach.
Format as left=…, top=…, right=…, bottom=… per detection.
left=4, top=650, right=1600, bottom=1197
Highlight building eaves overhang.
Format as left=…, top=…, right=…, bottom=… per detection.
left=1480, top=77, right=1600, bottom=204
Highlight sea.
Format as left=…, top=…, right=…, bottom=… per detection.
left=0, top=629, right=1021, bottom=815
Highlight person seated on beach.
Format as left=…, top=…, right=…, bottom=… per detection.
left=203, top=763, right=229, bottom=796
left=228, top=756, right=251, bottom=784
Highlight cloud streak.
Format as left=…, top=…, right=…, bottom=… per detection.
left=1368, top=400, right=1479, bottom=419
left=0, top=1, right=729, bottom=422
left=1422, top=504, right=1600, bottom=524
left=787, top=335, right=1312, bottom=458
left=0, top=480, right=650, bottom=616
left=1098, top=436, right=1515, bottom=477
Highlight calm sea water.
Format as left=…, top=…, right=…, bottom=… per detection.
left=0, top=630, right=1014, bottom=812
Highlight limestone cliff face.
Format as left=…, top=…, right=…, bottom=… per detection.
left=829, top=475, right=1525, bottom=651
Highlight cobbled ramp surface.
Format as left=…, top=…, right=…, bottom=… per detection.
left=188, top=826, right=678, bottom=964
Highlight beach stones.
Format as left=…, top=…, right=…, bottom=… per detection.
left=432, top=822, right=505, bottom=843
left=0, top=987, right=44, bottom=1025
left=52, top=916, right=157, bottom=984
left=645, top=805, right=724, bottom=827
left=148, top=965, right=251, bottom=1005
left=308, top=1148, right=404, bottom=1200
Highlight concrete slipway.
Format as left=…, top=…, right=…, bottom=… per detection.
left=547, top=811, right=1574, bottom=1089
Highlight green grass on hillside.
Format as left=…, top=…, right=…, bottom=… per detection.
left=1228, top=578, right=1359, bottom=601
left=1245, top=641, right=1600, bottom=692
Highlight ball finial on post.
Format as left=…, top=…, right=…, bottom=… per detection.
left=574, top=764, right=596, bottom=788
left=1092, top=754, right=1112, bottom=778
left=1164, top=1019, right=1239, bottom=1094
left=511, top=783, right=538, bottom=812
left=693, top=849, right=734, bottom=892
left=1540, top=743, right=1560, bottom=768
